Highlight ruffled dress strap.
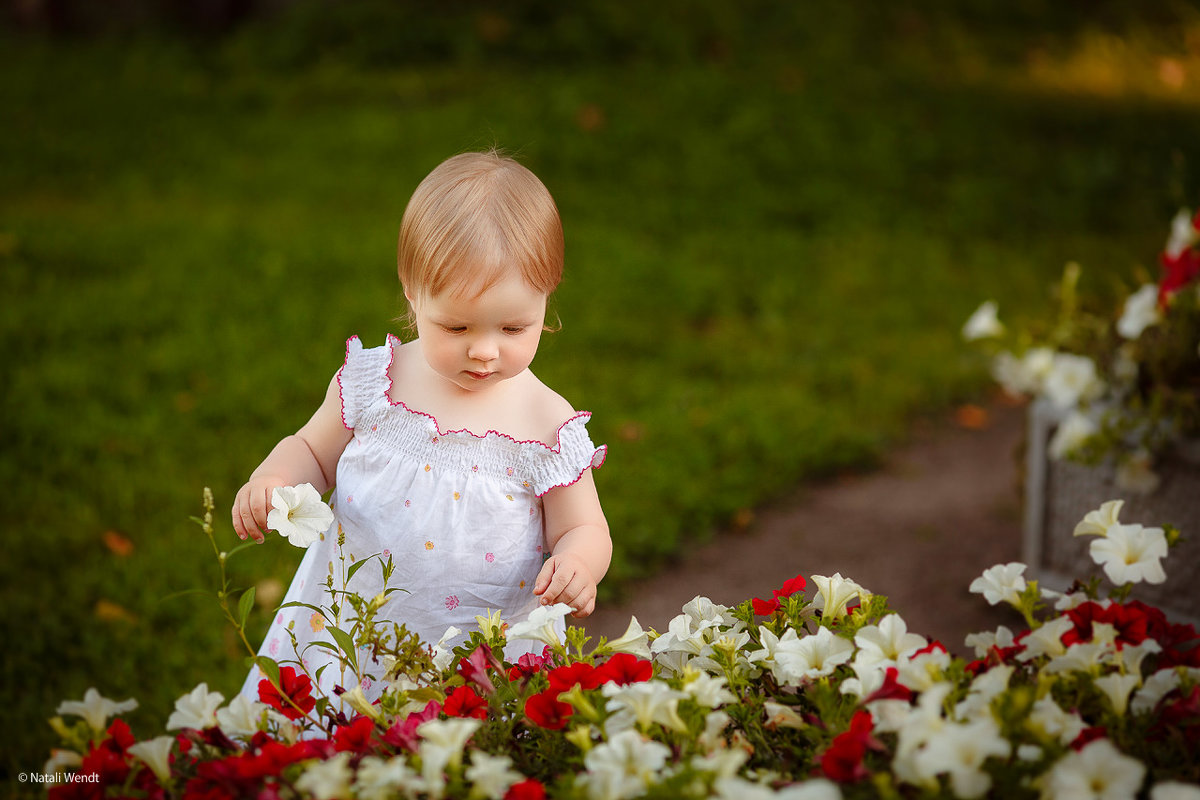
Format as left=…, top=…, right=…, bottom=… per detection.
left=336, top=335, right=394, bottom=430
left=526, top=413, right=608, bottom=497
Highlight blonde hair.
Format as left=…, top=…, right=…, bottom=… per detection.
left=398, top=151, right=564, bottom=305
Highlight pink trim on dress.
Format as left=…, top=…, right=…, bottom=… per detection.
left=338, top=334, right=607, bottom=493
left=377, top=333, right=601, bottom=455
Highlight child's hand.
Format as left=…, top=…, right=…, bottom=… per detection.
left=232, top=477, right=285, bottom=544
left=534, top=553, right=597, bottom=618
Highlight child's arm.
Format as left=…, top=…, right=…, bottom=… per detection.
left=232, top=373, right=352, bottom=543
left=535, top=470, right=611, bottom=618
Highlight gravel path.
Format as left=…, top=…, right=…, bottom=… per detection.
left=582, top=400, right=1028, bottom=656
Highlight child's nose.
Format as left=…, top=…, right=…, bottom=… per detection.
left=468, top=336, right=499, bottom=362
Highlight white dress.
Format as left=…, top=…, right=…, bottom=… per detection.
left=240, top=334, right=606, bottom=701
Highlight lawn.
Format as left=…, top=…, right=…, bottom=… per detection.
left=3, top=0, right=1199, bottom=780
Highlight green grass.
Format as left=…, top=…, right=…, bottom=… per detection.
left=3, top=1, right=1200, bottom=779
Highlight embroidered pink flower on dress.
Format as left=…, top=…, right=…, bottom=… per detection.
left=445, top=595, right=460, bottom=611
left=268, top=638, right=279, bottom=656
left=485, top=553, right=495, bottom=563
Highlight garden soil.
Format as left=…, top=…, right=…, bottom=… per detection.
left=582, top=399, right=1030, bottom=657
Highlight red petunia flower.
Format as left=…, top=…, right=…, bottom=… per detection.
left=819, top=710, right=882, bottom=783
left=753, top=574, right=807, bottom=615
left=547, top=662, right=604, bottom=693
left=383, top=700, right=441, bottom=753
left=752, top=597, right=781, bottom=616
left=1070, top=726, right=1108, bottom=751
left=596, top=653, right=653, bottom=686
left=1159, top=247, right=1200, bottom=306
left=505, top=778, right=547, bottom=800
left=258, top=666, right=316, bottom=720
left=444, top=685, right=490, bottom=720
left=458, top=644, right=498, bottom=695
left=508, top=651, right=549, bottom=682
left=333, top=715, right=379, bottom=753
left=863, top=667, right=913, bottom=704
left=524, top=689, right=573, bottom=730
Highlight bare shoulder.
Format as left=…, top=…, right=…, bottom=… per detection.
left=518, top=371, right=581, bottom=445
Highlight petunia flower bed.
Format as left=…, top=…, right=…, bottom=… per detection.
left=963, top=206, right=1200, bottom=493
left=43, top=490, right=1200, bottom=799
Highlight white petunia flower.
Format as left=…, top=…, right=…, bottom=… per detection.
left=691, top=749, right=750, bottom=782
left=1044, top=639, right=1114, bottom=676
left=1117, top=283, right=1163, bottom=339
left=969, top=563, right=1027, bottom=607
left=418, top=718, right=481, bottom=792
left=56, top=687, right=138, bottom=733
left=1039, top=739, right=1145, bottom=800
left=1116, top=451, right=1162, bottom=495
left=763, top=700, right=807, bottom=730
left=581, top=729, right=671, bottom=800
left=992, top=347, right=1055, bottom=395
left=1049, top=410, right=1100, bottom=459
left=855, top=614, right=927, bottom=667
left=474, top=608, right=505, bottom=640
left=1131, top=668, right=1200, bottom=715
left=773, top=778, right=844, bottom=800
left=166, top=683, right=224, bottom=730
left=295, top=752, right=353, bottom=800
left=964, top=625, right=1017, bottom=658
left=1094, top=673, right=1142, bottom=716
left=602, top=680, right=688, bottom=734
left=430, top=626, right=462, bottom=672
left=43, top=749, right=82, bottom=776
left=811, top=573, right=867, bottom=620
left=965, top=625, right=1017, bottom=658
left=1017, top=616, right=1075, bottom=662
left=1043, top=352, right=1104, bottom=411
left=464, top=752, right=521, bottom=800
left=773, top=626, right=855, bottom=683
left=1073, top=500, right=1124, bottom=537
left=957, top=664, right=1014, bottom=720
left=268, top=483, right=334, bottom=548
left=1028, top=696, right=1086, bottom=746
left=127, top=736, right=175, bottom=784
left=896, top=646, right=952, bottom=693
left=215, top=693, right=272, bottom=738
left=962, top=300, right=1006, bottom=341
left=682, top=671, right=737, bottom=708
left=1166, top=207, right=1198, bottom=258
left=604, top=616, right=652, bottom=660
left=354, top=756, right=423, bottom=800
left=914, top=717, right=1011, bottom=799
left=506, top=603, right=572, bottom=648
left=1090, top=523, right=1168, bottom=585
left=1152, top=781, right=1200, bottom=800
left=1112, top=638, right=1162, bottom=678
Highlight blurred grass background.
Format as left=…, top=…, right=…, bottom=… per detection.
left=3, top=0, right=1200, bottom=780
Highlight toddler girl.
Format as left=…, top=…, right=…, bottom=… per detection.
left=231, top=151, right=611, bottom=700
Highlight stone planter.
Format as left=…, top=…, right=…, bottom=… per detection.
left=1022, top=400, right=1200, bottom=624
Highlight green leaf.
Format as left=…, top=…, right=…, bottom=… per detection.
left=327, top=625, right=359, bottom=673
left=280, top=601, right=326, bottom=616
left=251, top=656, right=280, bottom=690
left=237, top=586, right=256, bottom=628
left=345, top=554, right=376, bottom=584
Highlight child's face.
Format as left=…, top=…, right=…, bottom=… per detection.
left=408, top=270, right=548, bottom=394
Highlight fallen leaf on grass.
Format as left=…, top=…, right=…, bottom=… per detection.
left=102, top=530, right=134, bottom=557
left=94, top=600, right=136, bottom=623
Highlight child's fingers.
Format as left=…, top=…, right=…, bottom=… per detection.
left=533, top=560, right=556, bottom=596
